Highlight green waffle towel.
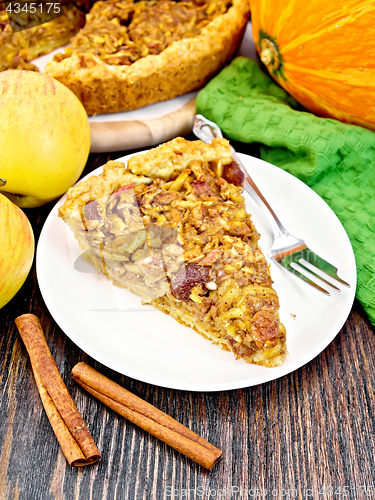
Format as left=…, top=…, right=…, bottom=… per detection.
left=196, top=56, right=375, bottom=326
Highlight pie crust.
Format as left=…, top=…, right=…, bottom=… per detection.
left=59, top=138, right=287, bottom=367
left=44, top=0, right=249, bottom=114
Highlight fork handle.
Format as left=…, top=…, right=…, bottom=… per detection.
left=193, top=115, right=289, bottom=239
left=241, top=167, right=289, bottom=239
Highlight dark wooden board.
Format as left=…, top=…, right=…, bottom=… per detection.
left=1, top=143, right=374, bottom=500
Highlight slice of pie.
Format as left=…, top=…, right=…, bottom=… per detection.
left=44, top=0, right=249, bottom=114
left=59, top=138, right=287, bottom=367
left=0, top=6, right=85, bottom=72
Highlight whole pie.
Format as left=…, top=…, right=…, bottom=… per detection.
left=44, top=0, right=249, bottom=114
left=59, top=138, right=287, bottom=367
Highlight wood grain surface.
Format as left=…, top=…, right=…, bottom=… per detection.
left=0, top=142, right=374, bottom=500
left=89, top=98, right=197, bottom=153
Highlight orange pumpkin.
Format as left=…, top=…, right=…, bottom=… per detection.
left=250, top=1, right=375, bottom=129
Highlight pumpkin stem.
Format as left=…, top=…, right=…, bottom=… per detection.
left=260, top=48, right=274, bottom=66
left=0, top=178, right=6, bottom=187
left=260, top=38, right=281, bottom=71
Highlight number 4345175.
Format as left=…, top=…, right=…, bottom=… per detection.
left=6, top=3, right=61, bottom=14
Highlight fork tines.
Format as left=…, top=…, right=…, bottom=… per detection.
left=278, top=246, right=350, bottom=296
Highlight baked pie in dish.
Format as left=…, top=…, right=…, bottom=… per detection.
left=1, top=0, right=248, bottom=113
left=44, top=0, right=249, bottom=114
left=59, top=138, right=287, bottom=367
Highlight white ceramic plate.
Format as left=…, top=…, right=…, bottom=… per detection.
left=36, top=152, right=356, bottom=391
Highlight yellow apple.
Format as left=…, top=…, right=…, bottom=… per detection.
left=0, top=191, right=35, bottom=309
left=0, top=70, right=90, bottom=208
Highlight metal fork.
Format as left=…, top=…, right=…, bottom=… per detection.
left=193, top=114, right=350, bottom=295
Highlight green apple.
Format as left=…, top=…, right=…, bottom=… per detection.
left=0, top=70, right=91, bottom=208
left=0, top=191, right=35, bottom=308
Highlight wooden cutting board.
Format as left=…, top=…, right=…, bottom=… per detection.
left=87, top=92, right=197, bottom=153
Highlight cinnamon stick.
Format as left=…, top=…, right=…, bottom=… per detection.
left=72, top=362, right=222, bottom=470
left=15, top=314, right=101, bottom=467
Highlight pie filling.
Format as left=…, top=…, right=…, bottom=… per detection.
left=53, top=0, right=233, bottom=66
left=59, top=138, right=287, bottom=367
